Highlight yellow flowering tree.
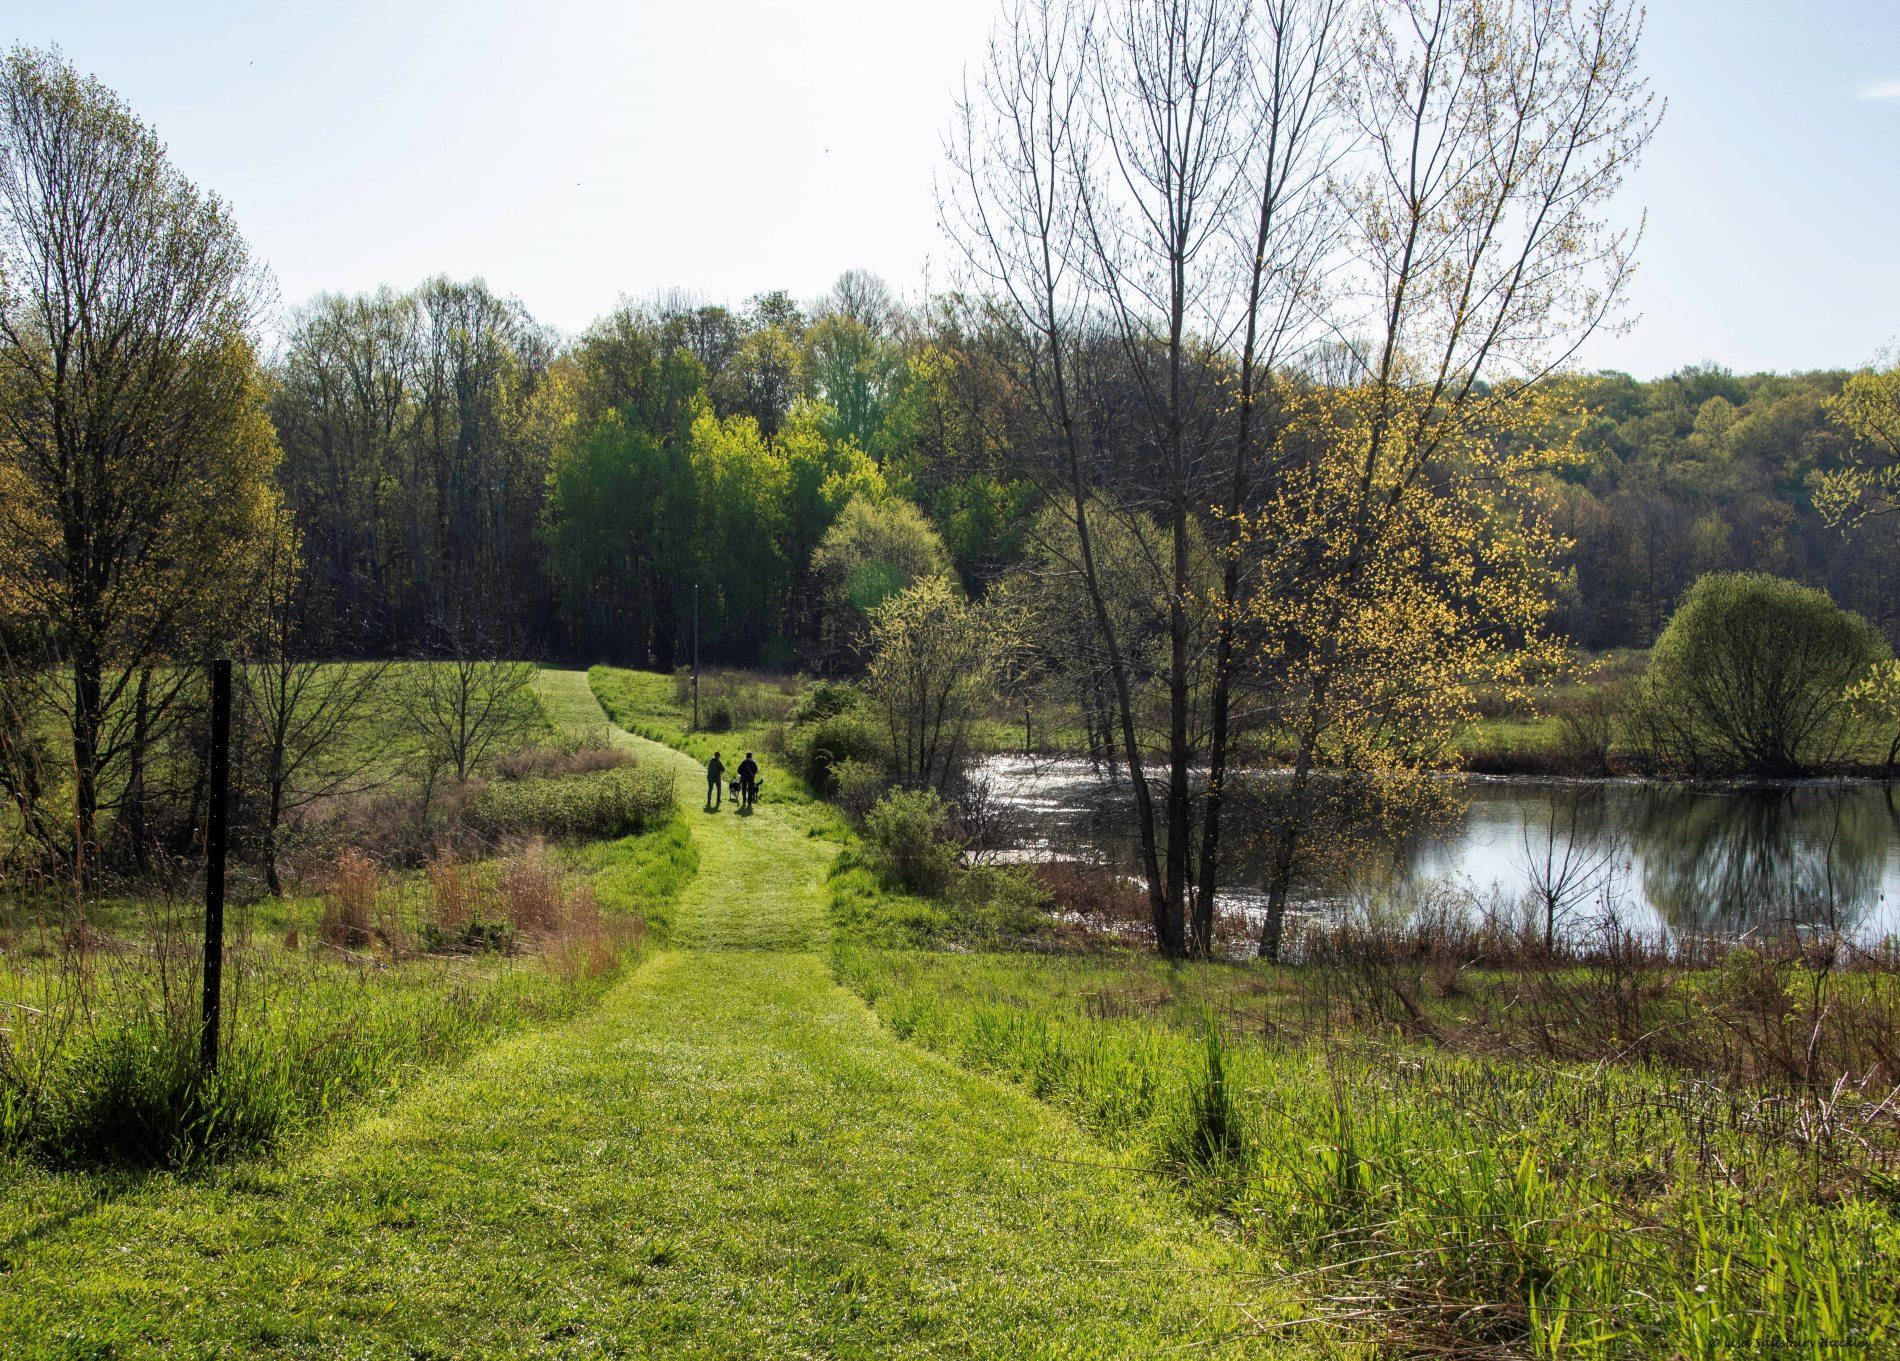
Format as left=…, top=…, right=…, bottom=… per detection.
left=1236, top=382, right=1576, bottom=957
left=1819, top=362, right=1900, bottom=528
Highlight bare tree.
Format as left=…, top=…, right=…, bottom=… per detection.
left=1519, top=789, right=1616, bottom=949
left=1193, top=0, right=1349, bottom=954
left=237, top=521, right=391, bottom=893
left=946, top=0, right=1177, bottom=947
left=947, top=0, right=1343, bottom=955
left=399, top=621, right=537, bottom=794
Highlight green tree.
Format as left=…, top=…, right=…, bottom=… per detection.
left=809, top=495, right=952, bottom=666
left=1639, top=573, right=1888, bottom=776
left=712, top=293, right=805, bottom=436
left=777, top=399, right=887, bottom=591
left=688, top=408, right=791, bottom=658
left=803, top=312, right=925, bottom=462
left=0, top=47, right=282, bottom=869
left=864, top=575, right=1015, bottom=792
left=545, top=410, right=685, bottom=664
left=543, top=310, right=704, bottom=664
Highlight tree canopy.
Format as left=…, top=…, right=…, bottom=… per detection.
left=1639, top=572, right=1888, bottom=777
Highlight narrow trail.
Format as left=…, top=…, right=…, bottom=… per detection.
left=0, top=674, right=1281, bottom=1358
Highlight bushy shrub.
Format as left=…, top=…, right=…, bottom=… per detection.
left=785, top=710, right=889, bottom=792
left=1640, top=572, right=1888, bottom=775
left=789, top=679, right=859, bottom=725
left=945, top=863, right=1051, bottom=938
left=825, top=852, right=1051, bottom=947
left=470, top=764, right=675, bottom=842
left=492, top=736, right=630, bottom=782
left=701, top=697, right=735, bottom=732
left=862, top=788, right=960, bottom=895
left=830, top=757, right=890, bottom=823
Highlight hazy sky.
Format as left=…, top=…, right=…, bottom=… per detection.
left=8, top=0, right=1898, bottom=377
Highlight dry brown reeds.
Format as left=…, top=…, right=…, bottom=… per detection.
left=319, top=850, right=379, bottom=949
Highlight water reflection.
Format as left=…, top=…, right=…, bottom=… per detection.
left=975, top=755, right=1900, bottom=944
left=1630, top=785, right=1892, bottom=937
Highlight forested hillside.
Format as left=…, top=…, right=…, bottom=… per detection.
left=271, top=286, right=1899, bottom=664
left=1555, top=367, right=1900, bottom=646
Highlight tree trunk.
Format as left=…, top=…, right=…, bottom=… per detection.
left=124, top=669, right=153, bottom=873
left=70, top=651, right=103, bottom=887
left=1258, top=728, right=1317, bottom=961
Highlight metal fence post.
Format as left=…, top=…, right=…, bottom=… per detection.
left=200, top=658, right=231, bottom=1072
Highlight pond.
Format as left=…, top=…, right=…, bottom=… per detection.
left=974, top=755, right=1900, bottom=945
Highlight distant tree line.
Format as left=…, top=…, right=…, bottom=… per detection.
left=270, top=273, right=1021, bottom=668
left=1550, top=367, right=1900, bottom=649
left=270, top=295, right=1900, bottom=667
left=6, top=22, right=1900, bottom=959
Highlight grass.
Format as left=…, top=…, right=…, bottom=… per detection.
left=0, top=667, right=1332, bottom=1356
left=0, top=666, right=689, bottom=1171
left=828, top=944, right=1900, bottom=1357
left=43, top=659, right=1887, bottom=1353
left=0, top=811, right=677, bottom=1169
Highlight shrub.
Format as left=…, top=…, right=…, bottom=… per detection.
left=830, top=757, right=890, bottom=823
left=1033, top=862, right=1149, bottom=929
left=1553, top=683, right=1622, bottom=775
left=790, top=680, right=859, bottom=725
left=492, top=737, right=630, bottom=782
left=469, top=764, right=675, bottom=842
left=945, top=863, right=1051, bottom=939
left=862, top=788, right=960, bottom=895
left=785, top=710, right=889, bottom=792
left=1640, top=572, right=1888, bottom=775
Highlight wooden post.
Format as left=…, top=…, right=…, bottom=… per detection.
left=200, top=659, right=231, bottom=1073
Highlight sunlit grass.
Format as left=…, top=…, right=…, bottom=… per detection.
left=834, top=945, right=1900, bottom=1357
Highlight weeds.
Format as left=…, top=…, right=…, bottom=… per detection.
left=835, top=944, right=1900, bottom=1357
left=2, top=830, right=660, bottom=1168
left=469, top=762, right=675, bottom=843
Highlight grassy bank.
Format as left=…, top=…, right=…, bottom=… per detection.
left=829, top=941, right=1900, bottom=1357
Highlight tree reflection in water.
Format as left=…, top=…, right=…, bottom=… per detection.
left=1632, top=785, right=1890, bottom=937
left=975, top=755, right=1900, bottom=944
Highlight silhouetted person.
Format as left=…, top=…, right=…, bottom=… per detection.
left=737, top=752, right=759, bottom=809
left=706, top=751, right=725, bottom=809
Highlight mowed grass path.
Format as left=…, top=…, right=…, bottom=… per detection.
left=0, top=672, right=1292, bottom=1358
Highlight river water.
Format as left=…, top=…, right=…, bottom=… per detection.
left=974, top=755, right=1900, bottom=945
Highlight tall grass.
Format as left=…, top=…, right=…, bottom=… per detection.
left=470, top=763, right=676, bottom=843
left=836, top=945, right=1900, bottom=1357
left=1, top=827, right=669, bottom=1168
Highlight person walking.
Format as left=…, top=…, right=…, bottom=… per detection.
left=706, top=751, right=725, bottom=809
left=737, top=752, right=759, bottom=809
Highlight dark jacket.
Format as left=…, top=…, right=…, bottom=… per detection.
left=707, top=757, right=725, bottom=782
left=737, top=757, right=758, bottom=784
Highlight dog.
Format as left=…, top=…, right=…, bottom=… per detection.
left=728, top=777, right=764, bottom=805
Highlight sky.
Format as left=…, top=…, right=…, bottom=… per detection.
left=6, top=0, right=1897, bottom=378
